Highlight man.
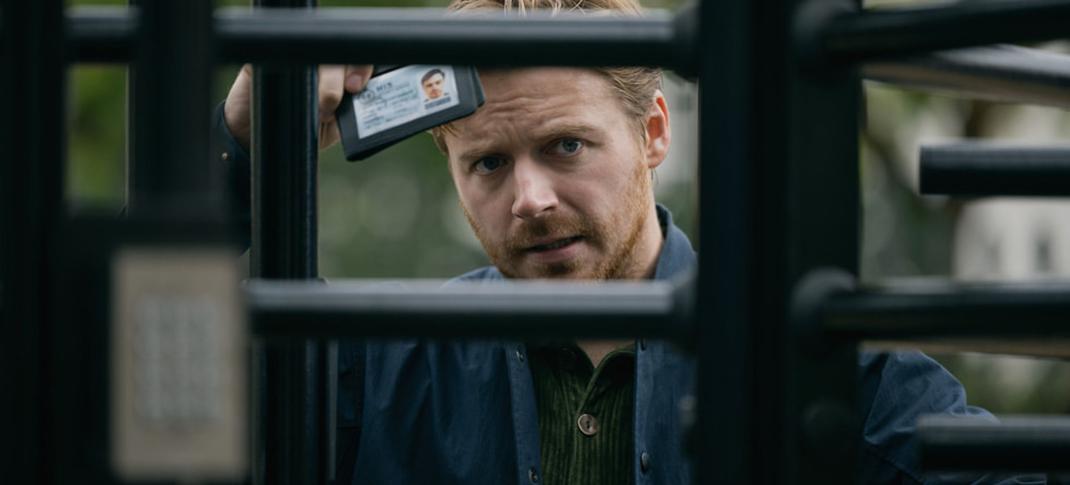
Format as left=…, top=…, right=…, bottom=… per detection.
left=216, top=1, right=1037, bottom=483
left=421, top=68, right=447, bottom=100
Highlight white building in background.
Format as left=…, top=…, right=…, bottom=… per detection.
left=955, top=199, right=1070, bottom=280
left=950, top=197, right=1070, bottom=410
left=951, top=104, right=1070, bottom=281
left=945, top=104, right=1070, bottom=411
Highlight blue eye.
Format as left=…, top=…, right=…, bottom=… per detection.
left=473, top=156, right=506, bottom=174
left=550, top=138, right=584, bottom=157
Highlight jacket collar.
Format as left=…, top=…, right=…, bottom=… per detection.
left=651, top=204, right=696, bottom=282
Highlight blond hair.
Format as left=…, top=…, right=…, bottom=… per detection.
left=430, top=0, right=662, bottom=154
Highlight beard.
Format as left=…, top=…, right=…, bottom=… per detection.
left=462, top=161, right=653, bottom=280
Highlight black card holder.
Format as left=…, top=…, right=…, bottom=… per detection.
left=335, top=65, right=485, bottom=161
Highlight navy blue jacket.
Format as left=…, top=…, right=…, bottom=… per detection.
left=212, top=109, right=1039, bottom=484
left=336, top=207, right=1039, bottom=484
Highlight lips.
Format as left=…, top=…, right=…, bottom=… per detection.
left=526, top=236, right=583, bottom=252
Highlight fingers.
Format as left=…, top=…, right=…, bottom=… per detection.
left=226, top=63, right=368, bottom=152
left=224, top=63, right=255, bottom=150
left=317, top=65, right=371, bottom=151
left=319, top=120, right=341, bottom=151
left=318, top=65, right=346, bottom=124
left=344, top=65, right=374, bottom=93
left=318, top=64, right=372, bottom=122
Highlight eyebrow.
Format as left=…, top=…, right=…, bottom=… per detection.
left=534, top=122, right=603, bottom=144
left=454, top=121, right=603, bottom=162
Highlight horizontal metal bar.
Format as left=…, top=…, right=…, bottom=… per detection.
left=920, top=143, right=1070, bottom=197
left=66, top=6, right=694, bottom=72
left=813, top=0, right=1070, bottom=62
left=919, top=415, right=1070, bottom=472
left=821, top=279, right=1070, bottom=340
left=863, top=45, right=1070, bottom=108
left=219, top=8, right=688, bottom=69
left=248, top=279, right=692, bottom=340
left=66, top=6, right=134, bottom=63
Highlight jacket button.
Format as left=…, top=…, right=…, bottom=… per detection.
left=577, top=413, right=599, bottom=436
left=515, top=346, right=525, bottom=363
left=528, top=467, right=539, bottom=483
left=221, top=151, right=230, bottom=161
left=640, top=451, right=651, bottom=473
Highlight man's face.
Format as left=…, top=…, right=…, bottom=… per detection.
left=443, top=68, right=669, bottom=280
left=423, top=73, right=445, bottom=100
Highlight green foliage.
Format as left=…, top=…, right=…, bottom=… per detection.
left=67, top=65, right=126, bottom=207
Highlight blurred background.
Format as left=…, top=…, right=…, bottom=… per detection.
left=66, top=0, right=1070, bottom=413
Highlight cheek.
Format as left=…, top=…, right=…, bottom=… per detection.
left=454, top=178, right=509, bottom=231
left=575, top=150, right=638, bottom=201
left=455, top=175, right=494, bottom=208
left=555, top=177, right=597, bottom=208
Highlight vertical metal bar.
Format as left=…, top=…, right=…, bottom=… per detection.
left=783, top=0, right=862, bottom=482
left=125, top=0, right=139, bottom=210
left=0, top=0, right=65, bottom=483
left=694, top=0, right=753, bottom=482
left=325, top=341, right=339, bottom=482
left=696, top=0, right=861, bottom=482
left=129, top=0, right=218, bottom=216
left=249, top=0, right=324, bottom=482
left=113, top=1, right=220, bottom=482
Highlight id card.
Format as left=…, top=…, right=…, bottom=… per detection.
left=335, top=65, right=485, bottom=161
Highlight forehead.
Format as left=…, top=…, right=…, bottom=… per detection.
left=443, top=68, right=620, bottom=151
left=478, top=67, right=611, bottom=100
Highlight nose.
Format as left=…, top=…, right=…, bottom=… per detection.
left=511, top=158, right=558, bottom=219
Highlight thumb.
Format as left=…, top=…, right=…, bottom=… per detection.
left=344, top=65, right=374, bottom=93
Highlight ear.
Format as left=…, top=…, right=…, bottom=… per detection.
left=642, top=89, right=671, bottom=170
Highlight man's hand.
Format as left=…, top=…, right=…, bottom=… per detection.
left=223, top=64, right=374, bottom=152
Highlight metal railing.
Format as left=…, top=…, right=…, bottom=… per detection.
left=920, top=144, right=1070, bottom=197
left=248, top=279, right=691, bottom=340
left=66, top=6, right=695, bottom=70
left=5, top=0, right=1070, bottom=483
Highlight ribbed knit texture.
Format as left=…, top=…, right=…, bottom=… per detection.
left=529, top=343, right=635, bottom=485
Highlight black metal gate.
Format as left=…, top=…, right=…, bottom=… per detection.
left=4, top=0, right=1070, bottom=483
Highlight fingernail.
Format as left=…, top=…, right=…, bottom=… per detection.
left=345, top=73, right=365, bottom=92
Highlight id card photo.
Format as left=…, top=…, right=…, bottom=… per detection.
left=353, top=65, right=461, bottom=138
